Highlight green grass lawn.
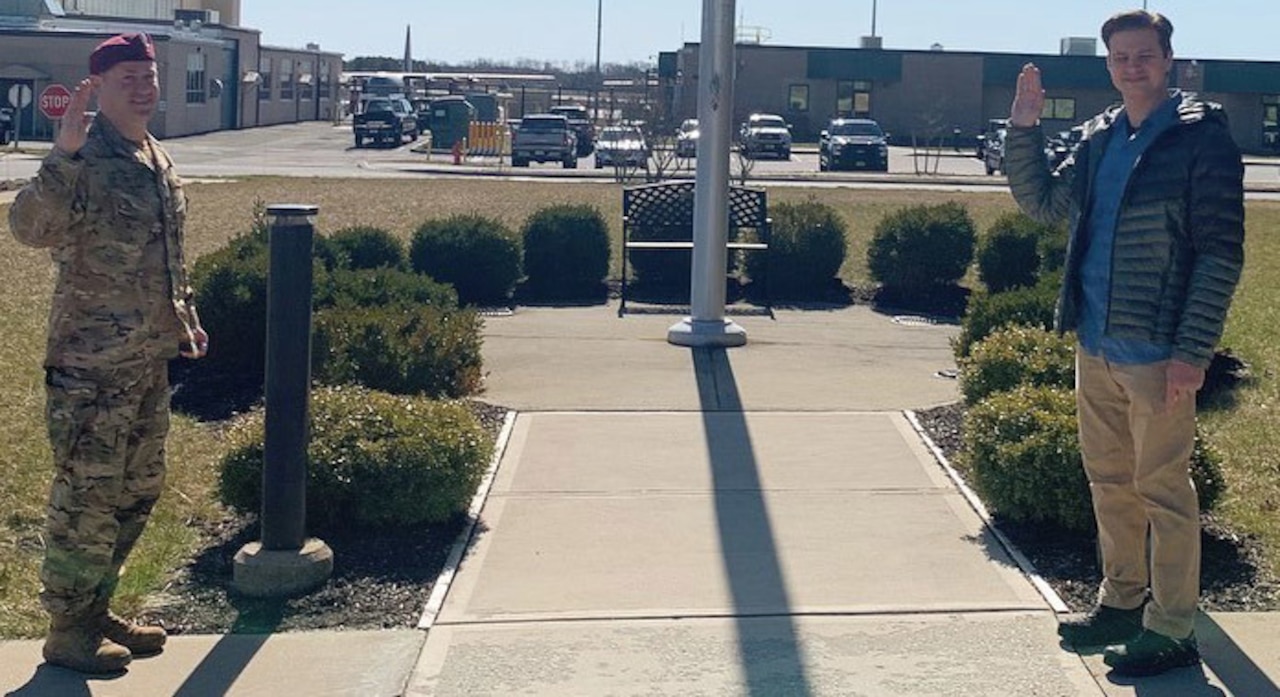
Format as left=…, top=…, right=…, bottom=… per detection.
left=1, top=178, right=1276, bottom=638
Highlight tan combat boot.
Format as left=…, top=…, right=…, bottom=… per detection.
left=99, top=611, right=167, bottom=657
left=43, top=618, right=132, bottom=674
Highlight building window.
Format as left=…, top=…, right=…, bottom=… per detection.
left=788, top=84, right=809, bottom=112
left=299, top=62, right=314, bottom=100
left=280, top=59, right=294, bottom=100
left=836, top=80, right=872, bottom=117
left=185, top=52, right=207, bottom=104
left=1041, top=97, right=1075, bottom=120
left=258, top=56, right=273, bottom=100
left=1263, top=95, right=1279, bottom=151
left=318, top=62, right=331, bottom=99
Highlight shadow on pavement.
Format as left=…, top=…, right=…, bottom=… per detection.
left=4, top=664, right=99, bottom=697
left=691, top=346, right=814, bottom=696
left=170, top=604, right=283, bottom=697
left=1196, top=613, right=1279, bottom=696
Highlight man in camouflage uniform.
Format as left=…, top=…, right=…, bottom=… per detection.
left=8, top=33, right=208, bottom=675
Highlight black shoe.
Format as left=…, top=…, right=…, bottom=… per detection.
left=1103, top=629, right=1201, bottom=677
left=1057, top=604, right=1144, bottom=648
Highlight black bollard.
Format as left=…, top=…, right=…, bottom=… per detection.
left=261, top=204, right=317, bottom=551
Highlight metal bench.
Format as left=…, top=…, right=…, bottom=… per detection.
left=619, top=181, right=771, bottom=316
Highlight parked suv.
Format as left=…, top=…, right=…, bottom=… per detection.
left=818, top=118, right=889, bottom=172
left=594, top=125, right=649, bottom=169
left=738, top=113, right=792, bottom=159
left=0, top=107, right=13, bottom=146
left=675, top=118, right=699, bottom=158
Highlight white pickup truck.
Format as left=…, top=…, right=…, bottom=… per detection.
left=510, top=114, right=578, bottom=168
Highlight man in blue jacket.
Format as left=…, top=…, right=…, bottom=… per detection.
left=1004, top=10, right=1244, bottom=677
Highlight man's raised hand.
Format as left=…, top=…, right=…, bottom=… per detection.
left=54, top=78, right=96, bottom=157
left=1010, top=63, right=1045, bottom=128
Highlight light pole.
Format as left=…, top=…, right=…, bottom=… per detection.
left=595, top=0, right=603, bottom=121
left=871, top=0, right=877, bottom=37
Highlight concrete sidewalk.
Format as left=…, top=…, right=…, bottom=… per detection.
left=2, top=304, right=1278, bottom=696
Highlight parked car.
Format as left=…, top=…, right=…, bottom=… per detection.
left=738, top=113, right=792, bottom=159
left=548, top=104, right=596, bottom=157
left=1045, top=125, right=1085, bottom=170
left=510, top=113, right=578, bottom=168
left=975, top=117, right=1009, bottom=161
left=818, top=118, right=889, bottom=172
left=353, top=97, right=418, bottom=148
left=675, top=118, right=699, bottom=158
left=594, top=125, right=649, bottom=169
left=983, top=127, right=1008, bottom=175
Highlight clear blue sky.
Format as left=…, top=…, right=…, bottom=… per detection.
left=243, top=1, right=1279, bottom=66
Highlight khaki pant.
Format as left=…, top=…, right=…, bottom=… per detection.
left=40, top=361, right=170, bottom=622
left=1076, top=350, right=1200, bottom=639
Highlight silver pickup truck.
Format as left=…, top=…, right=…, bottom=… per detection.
left=511, top=114, right=578, bottom=168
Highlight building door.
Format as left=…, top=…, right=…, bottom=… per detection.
left=1263, top=96, right=1279, bottom=153
left=1, top=79, right=37, bottom=140
left=221, top=42, right=239, bottom=130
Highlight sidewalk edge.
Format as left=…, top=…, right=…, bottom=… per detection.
left=903, top=409, right=1071, bottom=614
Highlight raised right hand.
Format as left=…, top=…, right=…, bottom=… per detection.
left=54, top=78, right=95, bottom=156
left=1010, top=63, right=1045, bottom=128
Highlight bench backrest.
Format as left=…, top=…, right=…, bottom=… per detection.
left=622, top=181, right=768, bottom=231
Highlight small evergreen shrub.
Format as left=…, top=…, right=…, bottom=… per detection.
left=312, top=303, right=483, bottom=398
left=189, top=234, right=272, bottom=380
left=958, top=325, right=1076, bottom=406
left=218, top=385, right=494, bottom=531
left=977, top=213, right=1041, bottom=292
left=962, top=385, right=1226, bottom=532
left=317, top=267, right=459, bottom=310
left=410, top=214, right=522, bottom=306
left=520, top=204, right=610, bottom=300
left=328, top=226, right=406, bottom=270
left=744, top=199, right=847, bottom=299
left=953, top=270, right=1061, bottom=358
left=868, top=202, right=975, bottom=293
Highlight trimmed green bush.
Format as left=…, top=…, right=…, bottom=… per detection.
left=520, top=204, right=610, bottom=300
left=317, top=267, right=459, bottom=310
left=312, top=303, right=483, bottom=398
left=218, top=386, right=494, bottom=531
left=958, top=325, right=1076, bottom=406
left=977, top=213, right=1041, bottom=292
left=868, top=202, right=975, bottom=293
left=410, top=214, right=522, bottom=306
left=328, top=226, right=406, bottom=270
left=962, top=385, right=1226, bottom=532
left=744, top=199, right=847, bottom=299
left=953, top=270, right=1061, bottom=358
left=189, top=234, right=273, bottom=380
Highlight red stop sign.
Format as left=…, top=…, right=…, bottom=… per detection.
left=39, top=84, right=73, bottom=120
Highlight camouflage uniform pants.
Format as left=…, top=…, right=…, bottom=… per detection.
left=40, top=361, right=170, bottom=622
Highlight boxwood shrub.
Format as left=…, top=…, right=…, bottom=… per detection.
left=312, top=303, right=483, bottom=398
left=328, top=225, right=406, bottom=270
left=953, top=269, right=1061, bottom=359
left=958, top=325, right=1076, bottom=406
left=977, top=212, right=1041, bottom=293
left=410, top=214, right=522, bottom=306
left=962, top=385, right=1225, bottom=532
left=520, top=204, right=610, bottom=300
left=868, top=201, right=975, bottom=293
left=744, top=199, right=847, bottom=299
left=218, top=385, right=494, bottom=531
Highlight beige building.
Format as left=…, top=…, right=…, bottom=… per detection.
left=0, top=0, right=340, bottom=140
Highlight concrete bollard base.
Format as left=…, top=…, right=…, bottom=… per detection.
left=232, top=538, right=334, bottom=598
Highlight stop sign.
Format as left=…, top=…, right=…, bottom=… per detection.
left=39, top=84, right=73, bottom=120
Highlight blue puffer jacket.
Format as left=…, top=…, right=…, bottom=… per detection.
left=1005, top=92, right=1245, bottom=368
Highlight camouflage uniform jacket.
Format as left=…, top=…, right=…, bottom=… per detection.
left=8, top=114, right=197, bottom=372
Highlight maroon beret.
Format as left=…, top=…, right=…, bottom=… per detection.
left=89, top=33, right=156, bottom=75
